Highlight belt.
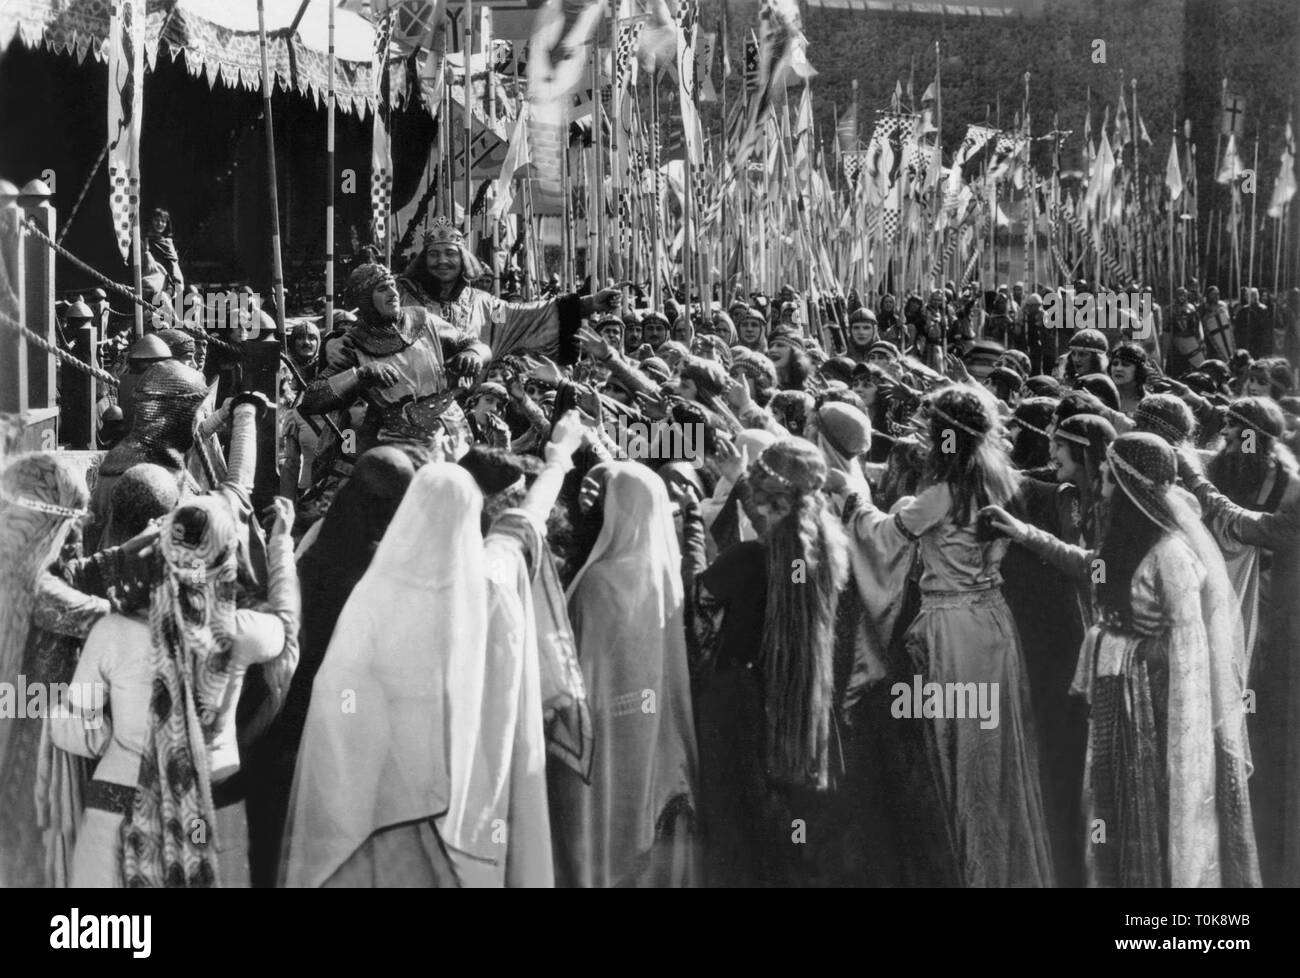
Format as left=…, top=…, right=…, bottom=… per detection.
left=85, top=774, right=245, bottom=815
left=919, top=583, right=1005, bottom=610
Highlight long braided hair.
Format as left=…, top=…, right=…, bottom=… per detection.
left=750, top=440, right=849, bottom=791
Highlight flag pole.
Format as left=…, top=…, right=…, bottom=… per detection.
left=325, top=0, right=336, bottom=339
left=463, top=0, right=474, bottom=238
left=1249, top=129, right=1260, bottom=290
left=256, top=0, right=287, bottom=338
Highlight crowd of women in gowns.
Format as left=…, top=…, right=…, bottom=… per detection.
left=2, top=286, right=1299, bottom=888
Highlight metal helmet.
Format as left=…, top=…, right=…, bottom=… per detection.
left=127, top=333, right=173, bottom=362
left=65, top=300, right=94, bottom=322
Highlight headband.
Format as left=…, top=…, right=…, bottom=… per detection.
left=1053, top=428, right=1092, bottom=447
left=1012, top=417, right=1052, bottom=439
left=928, top=403, right=983, bottom=438
left=0, top=486, right=87, bottom=520
left=754, top=455, right=794, bottom=489
left=1135, top=411, right=1189, bottom=444
left=1225, top=406, right=1277, bottom=439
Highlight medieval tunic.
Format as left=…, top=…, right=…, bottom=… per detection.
left=52, top=609, right=286, bottom=887
left=299, top=308, right=478, bottom=458
left=397, top=272, right=584, bottom=365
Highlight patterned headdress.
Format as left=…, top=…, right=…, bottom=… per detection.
left=121, top=496, right=240, bottom=887
left=1106, top=432, right=1178, bottom=533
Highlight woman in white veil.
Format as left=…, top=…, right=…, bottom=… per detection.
left=282, top=414, right=589, bottom=888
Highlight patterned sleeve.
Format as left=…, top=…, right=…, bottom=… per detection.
left=300, top=334, right=363, bottom=416
left=31, top=572, right=110, bottom=639
left=680, top=499, right=724, bottom=677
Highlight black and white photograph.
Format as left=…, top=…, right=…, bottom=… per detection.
left=0, top=0, right=1296, bottom=939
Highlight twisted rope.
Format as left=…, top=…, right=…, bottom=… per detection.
left=55, top=140, right=110, bottom=246
left=20, top=217, right=241, bottom=355
left=0, top=307, right=119, bottom=389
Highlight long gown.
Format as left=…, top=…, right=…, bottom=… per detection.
left=1016, top=520, right=1261, bottom=887
left=846, top=482, right=1055, bottom=888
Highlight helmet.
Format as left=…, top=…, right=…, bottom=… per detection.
left=127, top=334, right=173, bottom=362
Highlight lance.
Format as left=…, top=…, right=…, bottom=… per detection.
left=257, top=0, right=287, bottom=340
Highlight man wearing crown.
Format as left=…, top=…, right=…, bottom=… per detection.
left=397, top=217, right=621, bottom=363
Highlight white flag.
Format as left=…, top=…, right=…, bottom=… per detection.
left=1268, top=118, right=1296, bottom=218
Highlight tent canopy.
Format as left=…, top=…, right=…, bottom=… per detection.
left=0, top=0, right=421, bottom=116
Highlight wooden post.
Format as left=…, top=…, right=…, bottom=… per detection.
left=0, top=179, right=29, bottom=419
left=257, top=0, right=288, bottom=338
left=65, top=323, right=99, bottom=449
left=19, top=179, right=56, bottom=415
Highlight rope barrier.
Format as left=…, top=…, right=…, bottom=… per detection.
left=0, top=307, right=119, bottom=389
left=55, top=140, right=110, bottom=246
left=21, top=216, right=242, bottom=355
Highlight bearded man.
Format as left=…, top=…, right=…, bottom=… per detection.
left=397, top=216, right=620, bottom=359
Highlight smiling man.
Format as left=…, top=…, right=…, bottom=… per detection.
left=397, top=216, right=621, bottom=364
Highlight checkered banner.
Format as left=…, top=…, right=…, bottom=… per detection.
left=106, top=0, right=145, bottom=262
left=371, top=13, right=394, bottom=243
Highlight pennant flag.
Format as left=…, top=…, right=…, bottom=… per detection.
left=1083, top=129, right=1115, bottom=217
left=1268, top=116, right=1296, bottom=218
left=525, top=0, right=605, bottom=212
left=1217, top=133, right=1244, bottom=184
left=837, top=100, right=858, bottom=154
left=1114, top=88, right=1131, bottom=148
left=491, top=103, right=531, bottom=221
left=615, top=20, right=645, bottom=95
left=384, top=0, right=444, bottom=48
left=106, top=0, right=145, bottom=263
left=675, top=0, right=705, bottom=166
left=1165, top=136, right=1183, bottom=201
left=720, top=0, right=732, bottom=78
left=743, top=32, right=759, bottom=97
left=734, top=0, right=816, bottom=163
left=698, top=30, right=718, bottom=102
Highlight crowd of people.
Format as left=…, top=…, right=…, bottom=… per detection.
left=3, top=211, right=1300, bottom=888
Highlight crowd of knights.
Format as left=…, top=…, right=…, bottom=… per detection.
left=3, top=210, right=1300, bottom=888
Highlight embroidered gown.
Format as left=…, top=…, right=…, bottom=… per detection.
left=1014, top=523, right=1261, bottom=888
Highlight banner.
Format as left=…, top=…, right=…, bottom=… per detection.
left=106, top=0, right=145, bottom=263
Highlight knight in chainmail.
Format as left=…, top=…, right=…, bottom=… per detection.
left=86, top=359, right=209, bottom=552
left=299, top=262, right=484, bottom=468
